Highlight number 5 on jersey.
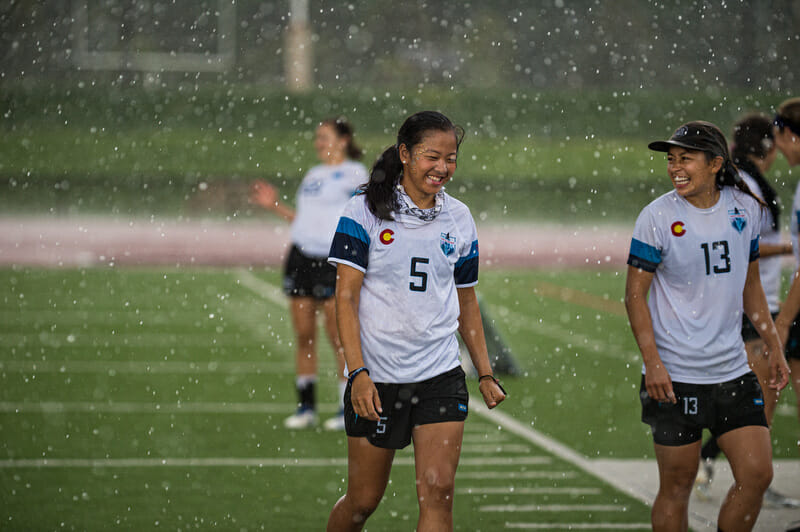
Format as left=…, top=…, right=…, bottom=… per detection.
left=410, top=257, right=429, bottom=292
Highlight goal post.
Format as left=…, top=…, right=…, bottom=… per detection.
left=70, top=0, right=236, bottom=72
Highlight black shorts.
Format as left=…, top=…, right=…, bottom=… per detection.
left=640, top=372, right=768, bottom=447
left=784, top=317, right=800, bottom=361
left=741, top=312, right=778, bottom=343
left=283, top=245, right=336, bottom=300
left=344, top=366, right=469, bottom=450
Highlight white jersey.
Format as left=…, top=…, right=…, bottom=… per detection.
left=740, top=171, right=781, bottom=312
left=628, top=187, right=761, bottom=384
left=792, top=179, right=800, bottom=266
left=290, top=161, right=368, bottom=257
left=328, top=192, right=480, bottom=383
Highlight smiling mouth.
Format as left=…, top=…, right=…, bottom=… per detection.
left=673, top=175, right=690, bottom=186
left=426, top=174, right=446, bottom=185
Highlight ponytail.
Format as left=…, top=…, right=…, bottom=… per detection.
left=730, top=113, right=780, bottom=230
left=363, top=145, right=403, bottom=220
left=715, top=157, right=766, bottom=209
left=322, top=117, right=364, bottom=161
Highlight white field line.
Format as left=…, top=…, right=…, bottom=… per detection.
left=0, top=455, right=554, bottom=469
left=505, top=524, right=651, bottom=530
left=483, top=301, right=639, bottom=364
left=461, top=433, right=511, bottom=443
left=0, top=360, right=293, bottom=374
left=0, top=401, right=338, bottom=414
left=469, top=400, right=653, bottom=510
left=481, top=504, right=625, bottom=512
left=461, top=444, right=532, bottom=454
left=458, top=487, right=601, bottom=495
left=233, top=268, right=287, bottom=307
left=457, top=471, right=578, bottom=480
left=0, top=332, right=256, bottom=348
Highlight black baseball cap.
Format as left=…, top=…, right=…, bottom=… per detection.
left=648, top=121, right=727, bottom=157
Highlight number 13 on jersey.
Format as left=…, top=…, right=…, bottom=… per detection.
left=700, top=241, right=730, bottom=275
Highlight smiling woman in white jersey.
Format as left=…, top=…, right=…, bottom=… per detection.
left=325, top=111, right=506, bottom=532
left=625, top=121, right=789, bottom=532
left=250, top=117, right=368, bottom=431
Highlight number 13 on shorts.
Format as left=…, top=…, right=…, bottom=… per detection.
left=682, top=396, right=698, bottom=415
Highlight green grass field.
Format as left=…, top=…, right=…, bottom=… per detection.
left=2, top=85, right=797, bottom=223
left=1, top=266, right=797, bottom=530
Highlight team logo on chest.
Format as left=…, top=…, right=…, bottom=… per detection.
left=728, top=208, right=747, bottom=233
left=671, top=221, right=686, bottom=237
left=440, top=232, right=456, bottom=256
left=379, top=229, right=395, bottom=245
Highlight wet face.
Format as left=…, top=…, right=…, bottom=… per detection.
left=666, top=147, right=722, bottom=207
left=314, top=123, right=348, bottom=164
left=398, top=129, right=458, bottom=209
left=773, top=125, right=800, bottom=166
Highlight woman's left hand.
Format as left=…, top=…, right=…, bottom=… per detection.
left=479, top=377, right=507, bottom=409
left=764, top=344, right=791, bottom=391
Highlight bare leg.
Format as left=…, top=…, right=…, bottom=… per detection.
left=652, top=441, right=701, bottom=532
left=290, top=297, right=319, bottom=376
left=327, top=437, right=395, bottom=532
left=716, top=425, right=772, bottom=531
left=745, top=338, right=780, bottom=424
left=412, top=422, right=464, bottom=532
left=791, top=358, right=800, bottom=455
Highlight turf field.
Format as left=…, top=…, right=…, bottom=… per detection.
left=1, top=266, right=797, bottom=530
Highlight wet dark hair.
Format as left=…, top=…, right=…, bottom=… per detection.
left=362, top=111, right=465, bottom=220
left=732, top=113, right=779, bottom=230
left=775, top=97, right=800, bottom=137
left=320, top=117, right=363, bottom=160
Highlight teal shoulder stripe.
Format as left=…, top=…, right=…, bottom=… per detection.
left=629, top=238, right=661, bottom=264
left=455, top=239, right=479, bottom=266
left=335, top=217, right=370, bottom=245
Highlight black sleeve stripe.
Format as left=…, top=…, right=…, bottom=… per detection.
left=627, top=254, right=658, bottom=273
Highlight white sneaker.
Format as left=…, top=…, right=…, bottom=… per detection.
left=283, top=407, right=318, bottom=429
left=323, top=412, right=345, bottom=431
left=694, top=459, right=714, bottom=501
left=763, top=487, right=800, bottom=509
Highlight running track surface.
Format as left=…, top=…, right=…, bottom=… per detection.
left=0, top=216, right=631, bottom=268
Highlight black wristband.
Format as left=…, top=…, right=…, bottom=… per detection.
left=479, top=374, right=507, bottom=395
left=348, top=366, right=369, bottom=384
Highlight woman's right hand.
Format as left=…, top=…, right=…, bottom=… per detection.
left=350, top=373, right=383, bottom=421
left=645, top=362, right=676, bottom=403
left=250, top=179, right=279, bottom=210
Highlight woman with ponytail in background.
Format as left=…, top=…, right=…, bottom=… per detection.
left=250, top=117, right=368, bottom=431
left=625, top=121, right=789, bottom=531
left=325, top=111, right=505, bottom=531
left=692, top=114, right=799, bottom=509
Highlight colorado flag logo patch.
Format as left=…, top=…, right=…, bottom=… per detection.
left=379, top=229, right=395, bottom=245
left=671, top=221, right=686, bottom=237
left=728, top=208, right=747, bottom=233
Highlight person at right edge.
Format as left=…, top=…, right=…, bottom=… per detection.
left=625, top=120, right=790, bottom=532
left=692, top=113, right=799, bottom=509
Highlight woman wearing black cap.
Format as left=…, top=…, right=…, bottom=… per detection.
left=625, top=121, right=790, bottom=531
